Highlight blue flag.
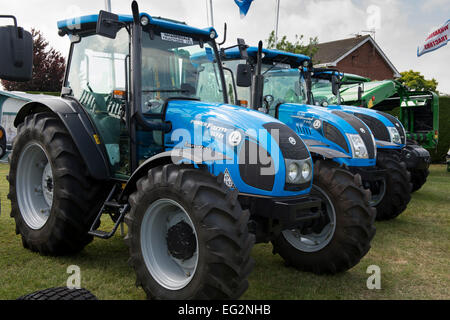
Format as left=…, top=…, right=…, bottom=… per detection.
left=234, top=0, right=255, bottom=18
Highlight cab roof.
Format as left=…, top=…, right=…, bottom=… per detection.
left=224, top=46, right=310, bottom=67
left=57, top=12, right=217, bottom=38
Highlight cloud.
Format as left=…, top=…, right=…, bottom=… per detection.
left=1, top=0, right=448, bottom=93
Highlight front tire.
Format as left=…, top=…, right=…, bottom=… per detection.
left=374, top=151, right=412, bottom=220
left=8, top=112, right=105, bottom=255
left=409, top=168, right=429, bottom=192
left=125, top=164, right=254, bottom=299
left=272, top=160, right=376, bottom=274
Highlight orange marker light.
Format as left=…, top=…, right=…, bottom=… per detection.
left=113, top=90, right=126, bottom=100
left=239, top=100, right=248, bottom=107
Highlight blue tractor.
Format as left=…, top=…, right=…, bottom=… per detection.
left=221, top=42, right=411, bottom=221
left=305, top=68, right=415, bottom=220
left=1, top=3, right=374, bottom=299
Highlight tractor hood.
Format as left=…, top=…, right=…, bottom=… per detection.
left=327, top=104, right=406, bottom=148
left=163, top=99, right=313, bottom=197
left=276, top=103, right=377, bottom=165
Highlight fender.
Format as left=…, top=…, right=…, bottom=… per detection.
left=13, top=97, right=111, bottom=180
left=303, top=138, right=351, bottom=159
left=119, top=148, right=231, bottom=201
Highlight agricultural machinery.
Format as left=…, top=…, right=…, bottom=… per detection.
left=0, top=3, right=375, bottom=300
left=221, top=42, right=411, bottom=220
left=311, top=73, right=435, bottom=192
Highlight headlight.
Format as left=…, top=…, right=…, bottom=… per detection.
left=388, top=127, right=401, bottom=144
left=346, top=134, right=368, bottom=159
left=285, top=158, right=312, bottom=184
left=301, top=161, right=311, bottom=179
left=287, top=162, right=299, bottom=182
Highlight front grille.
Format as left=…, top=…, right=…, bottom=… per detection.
left=332, top=110, right=376, bottom=158
left=322, top=121, right=349, bottom=153
left=353, top=112, right=390, bottom=142
left=263, top=122, right=309, bottom=160
left=239, top=139, right=275, bottom=191
left=377, top=111, right=406, bottom=144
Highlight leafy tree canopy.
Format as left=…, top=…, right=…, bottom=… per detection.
left=266, top=30, right=319, bottom=60
left=398, top=70, right=438, bottom=92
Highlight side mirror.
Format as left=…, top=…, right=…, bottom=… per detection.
left=237, top=38, right=248, bottom=60
left=96, top=10, right=120, bottom=39
left=331, top=74, right=340, bottom=96
left=236, top=64, right=252, bottom=87
left=0, top=16, right=33, bottom=81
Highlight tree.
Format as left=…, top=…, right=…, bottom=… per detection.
left=1, top=29, right=66, bottom=92
left=398, top=70, right=438, bottom=92
left=266, top=30, right=319, bottom=60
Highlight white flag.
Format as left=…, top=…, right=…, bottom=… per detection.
left=417, top=20, right=449, bottom=57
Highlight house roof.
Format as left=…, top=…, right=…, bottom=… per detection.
left=313, top=35, right=401, bottom=78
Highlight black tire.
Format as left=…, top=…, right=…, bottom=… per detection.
left=374, top=151, right=412, bottom=220
left=125, top=164, right=254, bottom=300
left=272, top=160, right=376, bottom=274
left=18, top=287, right=98, bottom=300
left=409, top=168, right=429, bottom=193
left=8, top=112, right=106, bottom=255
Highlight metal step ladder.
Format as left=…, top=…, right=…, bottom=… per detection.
left=88, top=184, right=130, bottom=239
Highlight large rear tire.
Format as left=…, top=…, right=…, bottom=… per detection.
left=125, top=164, right=254, bottom=300
left=374, top=151, right=412, bottom=220
left=8, top=112, right=105, bottom=255
left=272, top=160, right=376, bottom=274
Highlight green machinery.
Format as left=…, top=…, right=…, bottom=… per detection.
left=316, top=74, right=440, bottom=150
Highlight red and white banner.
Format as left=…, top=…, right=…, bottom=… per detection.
left=417, top=20, right=450, bottom=57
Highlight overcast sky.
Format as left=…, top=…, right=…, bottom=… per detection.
left=2, top=0, right=450, bottom=93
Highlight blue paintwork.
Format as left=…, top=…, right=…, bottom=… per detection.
left=163, top=100, right=312, bottom=197
left=327, top=104, right=405, bottom=149
left=57, top=13, right=217, bottom=38
left=224, top=47, right=310, bottom=65
left=277, top=103, right=376, bottom=167
left=223, top=47, right=403, bottom=152
left=221, top=47, right=376, bottom=168
left=307, top=69, right=405, bottom=150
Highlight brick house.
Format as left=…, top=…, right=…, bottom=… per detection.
left=313, top=35, right=401, bottom=80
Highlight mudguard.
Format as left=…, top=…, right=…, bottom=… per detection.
left=119, top=148, right=230, bottom=200
left=13, top=97, right=111, bottom=180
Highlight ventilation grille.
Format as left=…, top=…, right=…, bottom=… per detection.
left=263, top=122, right=309, bottom=160
left=323, top=121, right=349, bottom=153
left=239, top=139, right=275, bottom=191
left=354, top=113, right=390, bottom=142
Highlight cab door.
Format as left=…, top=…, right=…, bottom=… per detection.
left=66, top=28, right=131, bottom=177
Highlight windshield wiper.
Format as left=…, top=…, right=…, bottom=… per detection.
left=262, top=57, right=290, bottom=76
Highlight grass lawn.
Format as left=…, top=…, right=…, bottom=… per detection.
left=0, top=163, right=448, bottom=300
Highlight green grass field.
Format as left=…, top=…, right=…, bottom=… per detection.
left=0, top=163, right=448, bottom=300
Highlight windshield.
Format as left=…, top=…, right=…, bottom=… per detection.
left=141, top=30, right=225, bottom=114
left=310, top=77, right=340, bottom=105
left=262, top=65, right=307, bottom=105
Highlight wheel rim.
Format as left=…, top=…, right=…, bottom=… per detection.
left=369, top=178, right=386, bottom=207
left=16, top=142, right=53, bottom=230
left=140, top=198, right=199, bottom=291
left=282, top=185, right=336, bottom=252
